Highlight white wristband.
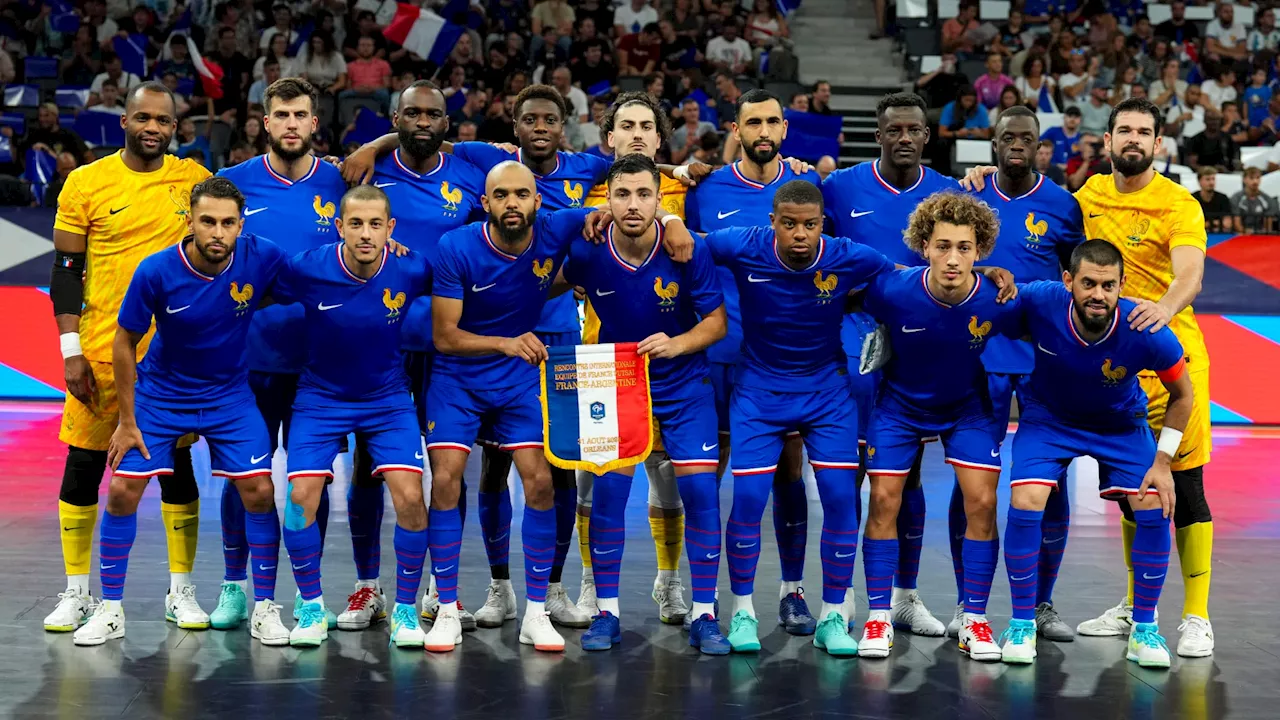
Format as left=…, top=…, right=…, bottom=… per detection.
left=659, top=214, right=683, bottom=226
left=1157, top=427, right=1184, bottom=458
left=60, top=332, right=83, bottom=359
left=672, top=165, right=689, bottom=181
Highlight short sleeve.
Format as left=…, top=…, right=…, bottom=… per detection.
left=687, top=242, right=724, bottom=315
left=701, top=228, right=737, bottom=265
left=846, top=242, right=896, bottom=286
left=272, top=256, right=304, bottom=305
left=684, top=185, right=703, bottom=232
left=561, top=242, right=585, bottom=287
left=544, top=207, right=592, bottom=258
left=117, top=260, right=157, bottom=334
left=1148, top=325, right=1187, bottom=377
left=256, top=237, right=289, bottom=294
left=820, top=173, right=841, bottom=226
left=859, top=271, right=890, bottom=319
left=1167, top=190, right=1208, bottom=252
left=1059, top=194, right=1086, bottom=249
left=577, top=153, right=612, bottom=184
left=972, top=109, right=991, bottom=129
left=432, top=232, right=466, bottom=301
left=939, top=104, right=955, bottom=127
left=53, top=173, right=90, bottom=235
left=451, top=141, right=508, bottom=172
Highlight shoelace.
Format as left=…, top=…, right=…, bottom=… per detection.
left=967, top=621, right=996, bottom=644
left=1000, top=622, right=1035, bottom=646
left=864, top=620, right=890, bottom=639
left=218, top=584, right=240, bottom=604
left=483, top=584, right=505, bottom=608
left=391, top=604, right=418, bottom=629
left=665, top=579, right=686, bottom=608
left=297, top=602, right=326, bottom=629
left=176, top=585, right=202, bottom=611
left=1133, top=626, right=1169, bottom=651
left=1178, top=616, right=1210, bottom=636
left=346, top=587, right=377, bottom=611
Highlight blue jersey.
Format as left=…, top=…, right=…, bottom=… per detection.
left=1012, top=281, right=1186, bottom=432
left=273, top=244, right=432, bottom=402
left=118, top=234, right=287, bottom=410
left=1040, top=126, right=1081, bottom=166
left=431, top=209, right=592, bottom=389
left=563, top=223, right=724, bottom=400
left=371, top=149, right=487, bottom=352
left=973, top=173, right=1085, bottom=374
left=863, top=268, right=1021, bottom=413
left=704, top=226, right=895, bottom=393
left=686, top=161, right=822, bottom=365
left=821, top=161, right=958, bottom=266
left=451, top=143, right=612, bottom=334
left=217, top=155, right=349, bottom=374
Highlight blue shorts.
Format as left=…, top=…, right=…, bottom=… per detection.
left=653, top=385, right=720, bottom=468
left=866, top=398, right=1000, bottom=477
left=709, top=362, right=735, bottom=434
left=730, top=382, right=859, bottom=475
left=287, top=394, right=423, bottom=479
left=426, top=379, right=543, bottom=453
left=987, top=372, right=1031, bottom=446
left=117, top=394, right=272, bottom=481
left=249, top=371, right=299, bottom=452
left=1011, top=416, right=1157, bottom=500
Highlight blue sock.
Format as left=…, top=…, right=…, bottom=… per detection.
left=771, top=474, right=807, bottom=585
left=523, top=506, right=556, bottom=602
left=316, top=484, right=330, bottom=553
left=589, top=472, right=632, bottom=601
left=1004, top=507, right=1043, bottom=621
left=962, top=537, right=999, bottom=615
left=895, top=484, right=926, bottom=590
left=1131, top=508, right=1171, bottom=624
left=726, top=471, right=770, bottom=598
left=813, top=467, right=858, bottom=606
left=394, top=524, right=428, bottom=606
left=862, top=537, right=897, bottom=611
left=220, top=481, right=247, bottom=582
left=245, top=509, right=280, bottom=602
left=1038, top=483, right=1070, bottom=605
left=551, top=483, right=576, bottom=583
left=282, top=521, right=323, bottom=601
left=428, top=508, right=463, bottom=604
left=348, top=483, right=384, bottom=581
left=677, top=472, right=720, bottom=606
left=99, top=511, right=137, bottom=601
left=478, top=489, right=512, bottom=569
left=948, top=481, right=967, bottom=604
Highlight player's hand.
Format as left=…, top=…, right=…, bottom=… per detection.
left=493, top=142, right=518, bottom=154
left=386, top=238, right=410, bottom=257
left=107, top=422, right=149, bottom=472
left=958, top=165, right=998, bottom=191
left=980, top=266, right=1018, bottom=302
left=583, top=207, right=613, bottom=242
left=1138, top=458, right=1176, bottom=519
left=784, top=157, right=813, bottom=175
left=675, top=161, right=712, bottom=186
left=637, top=332, right=686, bottom=359
left=340, top=144, right=378, bottom=184
left=321, top=154, right=342, bottom=167
left=500, top=332, right=548, bottom=365
left=64, top=355, right=97, bottom=408
left=1125, top=297, right=1172, bottom=333
left=661, top=219, right=694, bottom=262
left=573, top=286, right=586, bottom=301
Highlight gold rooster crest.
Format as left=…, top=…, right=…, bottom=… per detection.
left=867, top=446, right=876, bottom=458
left=313, top=195, right=336, bottom=226
left=440, top=181, right=463, bottom=212
left=968, top=315, right=992, bottom=345
left=1101, top=358, right=1127, bottom=385
left=427, top=420, right=436, bottom=433
left=533, top=257, right=554, bottom=286
left=1125, top=217, right=1150, bottom=247
left=229, top=282, right=254, bottom=313
left=814, top=270, right=838, bottom=300
left=654, top=277, right=679, bottom=307
left=563, top=180, right=584, bottom=207
left=169, top=185, right=191, bottom=217
left=1024, top=212, right=1047, bottom=244
left=383, top=288, right=406, bottom=321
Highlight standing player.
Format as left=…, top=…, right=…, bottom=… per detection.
left=857, top=193, right=1019, bottom=663
left=820, top=92, right=956, bottom=638
left=44, top=81, right=210, bottom=634
left=998, top=240, right=1190, bottom=669
left=215, top=77, right=349, bottom=631
left=556, top=154, right=729, bottom=653
left=74, top=178, right=289, bottom=647
left=685, top=89, right=824, bottom=637
left=274, top=186, right=433, bottom=648
left=706, top=181, right=895, bottom=656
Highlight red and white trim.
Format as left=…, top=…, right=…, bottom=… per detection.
left=872, top=160, right=925, bottom=195
left=771, top=233, right=826, bottom=272
left=113, top=468, right=175, bottom=479
left=337, top=242, right=388, bottom=283
left=517, top=148, right=561, bottom=177
left=607, top=223, right=663, bottom=272
left=262, top=154, right=318, bottom=187
left=922, top=267, right=982, bottom=308
left=945, top=457, right=1001, bottom=472
left=670, top=458, right=720, bottom=468
left=1009, top=478, right=1060, bottom=488
left=177, top=241, right=234, bottom=281
left=499, top=441, right=544, bottom=451
left=733, top=464, right=779, bottom=476
left=730, top=160, right=784, bottom=189
left=866, top=468, right=912, bottom=477
left=991, top=172, right=1045, bottom=202
left=811, top=460, right=860, bottom=470
left=393, top=149, right=446, bottom=179
left=373, top=463, right=425, bottom=476
left=427, top=442, right=473, bottom=454
left=211, top=469, right=273, bottom=479
left=1100, top=485, right=1157, bottom=499
left=481, top=222, right=530, bottom=261
left=287, top=470, right=335, bottom=480
left=1066, top=299, right=1119, bottom=346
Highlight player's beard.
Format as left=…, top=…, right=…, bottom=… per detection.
left=742, top=138, right=779, bottom=166
left=1110, top=144, right=1154, bottom=177
left=1002, top=154, right=1032, bottom=182
left=269, top=133, right=313, bottom=163
left=125, top=130, right=168, bottom=162
left=490, top=209, right=535, bottom=245
left=399, top=127, right=445, bottom=159
left=195, top=237, right=234, bottom=264
left=1073, top=298, right=1115, bottom=334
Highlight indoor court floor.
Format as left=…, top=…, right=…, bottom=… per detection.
left=0, top=400, right=1274, bottom=719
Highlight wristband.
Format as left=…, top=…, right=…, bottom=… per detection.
left=659, top=214, right=683, bottom=226
left=60, top=332, right=83, bottom=359
left=1157, top=427, right=1184, bottom=459
left=672, top=165, right=689, bottom=181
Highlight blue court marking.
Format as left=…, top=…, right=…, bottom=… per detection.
left=1206, top=233, right=1235, bottom=249
left=0, top=363, right=62, bottom=399
left=1210, top=401, right=1251, bottom=424
left=1222, top=314, right=1280, bottom=345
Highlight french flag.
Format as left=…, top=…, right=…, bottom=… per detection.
left=542, top=343, right=654, bottom=475
left=164, top=31, right=225, bottom=99
left=382, top=4, right=465, bottom=67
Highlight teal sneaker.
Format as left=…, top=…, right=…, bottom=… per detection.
left=289, top=600, right=329, bottom=648
left=813, top=612, right=859, bottom=656
left=210, top=582, right=249, bottom=630
left=727, top=610, right=761, bottom=653
left=1127, top=622, right=1171, bottom=669
left=388, top=603, right=427, bottom=648
left=293, top=591, right=337, bottom=630
left=1000, top=618, right=1037, bottom=664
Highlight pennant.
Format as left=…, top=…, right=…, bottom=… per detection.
left=541, top=343, right=653, bottom=475
left=382, top=4, right=464, bottom=66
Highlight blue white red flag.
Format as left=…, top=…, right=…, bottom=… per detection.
left=541, top=343, right=653, bottom=475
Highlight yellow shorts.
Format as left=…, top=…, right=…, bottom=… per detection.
left=59, top=361, right=197, bottom=453
left=1140, top=365, right=1211, bottom=471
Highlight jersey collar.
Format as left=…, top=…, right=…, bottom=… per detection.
left=730, top=160, right=784, bottom=189
left=920, top=267, right=981, bottom=308
left=336, top=243, right=388, bottom=283
left=872, top=160, right=924, bottom=195
left=771, top=233, right=825, bottom=272
left=392, top=149, right=446, bottom=179
left=1066, top=299, right=1120, bottom=346
left=516, top=148, right=562, bottom=177
left=482, top=222, right=532, bottom=261
left=607, top=223, right=663, bottom=272
left=177, top=238, right=234, bottom=281
left=992, top=172, right=1045, bottom=202
left=262, top=154, right=319, bottom=187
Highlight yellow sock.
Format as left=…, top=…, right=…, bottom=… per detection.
left=651, top=513, right=684, bottom=572
left=1176, top=522, right=1213, bottom=619
left=1122, top=516, right=1137, bottom=605
left=577, top=511, right=592, bottom=571
left=161, top=500, right=200, bottom=574
left=59, top=501, right=98, bottom=576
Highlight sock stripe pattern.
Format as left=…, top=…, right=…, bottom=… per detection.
left=1131, top=508, right=1172, bottom=625
left=348, top=484, right=385, bottom=581
left=862, top=537, right=897, bottom=611
left=814, top=468, right=859, bottom=605
left=523, top=506, right=557, bottom=602
left=589, top=472, right=633, bottom=599
left=245, top=509, right=281, bottom=602
left=99, top=511, right=138, bottom=602
left=772, top=477, right=807, bottom=583
left=220, top=482, right=248, bottom=582
left=478, top=490, right=512, bottom=568
left=394, top=524, right=429, bottom=606
left=677, top=472, right=720, bottom=605
left=1004, top=507, right=1044, bottom=621
left=896, top=485, right=926, bottom=590
left=962, top=538, right=999, bottom=615
left=1037, top=485, right=1070, bottom=606
left=428, top=508, right=463, bottom=605
left=282, top=521, right=324, bottom=601
left=726, top=473, right=770, bottom=597
left=947, top=483, right=966, bottom=604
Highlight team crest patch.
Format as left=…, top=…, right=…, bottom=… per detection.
left=313, top=195, right=336, bottom=226
left=440, top=181, right=463, bottom=212
left=1102, top=358, right=1127, bottom=385
left=564, top=181, right=584, bottom=207
left=1125, top=216, right=1150, bottom=247
left=427, top=420, right=436, bottom=434
left=230, top=282, right=254, bottom=313
left=533, top=258, right=554, bottom=287
left=1024, top=212, right=1047, bottom=244
left=654, top=277, right=679, bottom=308
left=814, top=270, right=837, bottom=301
left=169, top=185, right=191, bottom=217
left=383, top=288, right=406, bottom=321
left=968, top=315, right=992, bottom=346
left=590, top=401, right=606, bottom=421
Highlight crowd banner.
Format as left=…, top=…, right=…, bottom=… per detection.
left=541, top=343, right=653, bottom=476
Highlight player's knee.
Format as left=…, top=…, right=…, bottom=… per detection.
left=236, top=476, right=275, bottom=513
left=106, top=474, right=145, bottom=514
left=288, top=479, right=322, bottom=513
left=390, top=490, right=427, bottom=530
left=1009, top=485, right=1049, bottom=512
left=59, top=446, right=108, bottom=506
left=1172, top=466, right=1211, bottom=528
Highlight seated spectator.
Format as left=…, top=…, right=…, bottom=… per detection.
left=1204, top=2, right=1248, bottom=68
left=20, top=104, right=92, bottom=167
left=1035, top=139, right=1068, bottom=186
left=1251, top=94, right=1280, bottom=146
left=974, top=53, right=1013, bottom=109
left=532, top=0, right=576, bottom=50
left=711, top=71, right=743, bottom=130
left=1165, top=84, right=1206, bottom=141
left=254, top=33, right=296, bottom=81
left=208, top=27, right=253, bottom=119
left=1194, top=166, right=1238, bottom=232
left=1149, top=58, right=1187, bottom=112
left=941, top=2, right=980, bottom=57
left=83, top=0, right=118, bottom=48
left=789, top=92, right=810, bottom=112
left=1041, top=106, right=1082, bottom=166
left=939, top=85, right=991, bottom=141
left=670, top=0, right=702, bottom=39
left=442, top=65, right=471, bottom=112
left=1048, top=30, right=1079, bottom=77
left=297, top=30, right=348, bottom=97
left=816, top=155, right=837, bottom=180
left=478, top=94, right=517, bottom=142
left=1130, top=15, right=1156, bottom=53
left=206, top=1, right=256, bottom=59
left=1058, top=51, right=1093, bottom=110
left=1139, top=39, right=1171, bottom=86
left=671, top=97, right=719, bottom=163
left=988, top=85, right=1022, bottom=125
left=1078, top=81, right=1114, bottom=136
left=227, top=141, right=257, bottom=166
left=343, top=11, right=390, bottom=63
left=614, top=0, right=659, bottom=38
left=90, top=52, right=142, bottom=106
left=1184, top=110, right=1240, bottom=172
left=992, top=9, right=1030, bottom=57
left=551, top=66, right=590, bottom=123
left=1022, top=1, right=1083, bottom=27
left=119, top=7, right=165, bottom=62
left=505, top=69, right=531, bottom=98
left=232, top=116, right=268, bottom=156
left=1015, top=54, right=1057, bottom=112
left=443, top=34, right=485, bottom=85
left=745, top=0, right=789, bottom=50
left=248, top=60, right=282, bottom=107
left=1154, top=1, right=1200, bottom=54
left=457, top=120, right=480, bottom=142
left=450, top=87, right=489, bottom=129
left=532, top=27, right=571, bottom=80
left=1249, top=8, right=1280, bottom=55
left=341, top=36, right=393, bottom=110
left=161, top=73, right=194, bottom=116
left=481, top=46, right=513, bottom=95
left=1232, top=167, right=1279, bottom=232
left=705, top=19, right=752, bottom=77
left=1111, top=64, right=1143, bottom=104
left=659, top=19, right=700, bottom=78
left=692, top=129, right=723, bottom=167
left=1066, top=134, right=1110, bottom=191
left=573, top=40, right=618, bottom=94
left=1222, top=102, right=1249, bottom=145
left=43, top=151, right=81, bottom=209
left=88, top=79, right=126, bottom=117
left=1111, top=1, right=1146, bottom=32
left=618, top=22, right=662, bottom=76
left=1244, top=68, right=1273, bottom=129
left=1201, top=66, right=1238, bottom=112
left=810, top=81, right=835, bottom=115
left=173, top=117, right=212, bottom=168
left=61, top=27, right=102, bottom=87
left=155, top=35, right=199, bottom=88
left=389, top=72, right=417, bottom=115
left=259, top=4, right=297, bottom=54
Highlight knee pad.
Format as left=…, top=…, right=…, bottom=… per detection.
left=645, top=455, right=682, bottom=510
left=576, top=470, right=594, bottom=507
left=158, top=445, right=200, bottom=505
left=1172, top=466, right=1211, bottom=529
left=59, top=446, right=108, bottom=506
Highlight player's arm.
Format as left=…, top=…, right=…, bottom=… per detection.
left=638, top=304, right=727, bottom=359
left=107, top=325, right=149, bottom=470
left=1127, top=247, right=1206, bottom=333
left=1140, top=358, right=1194, bottom=518
left=51, top=228, right=95, bottom=405
left=431, top=296, right=547, bottom=365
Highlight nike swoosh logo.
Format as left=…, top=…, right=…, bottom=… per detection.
left=1177, top=448, right=1195, bottom=459
left=110, top=206, right=129, bottom=215
left=596, top=289, right=615, bottom=297
left=735, top=542, right=757, bottom=549
left=434, top=565, right=455, bottom=574
left=488, top=533, right=508, bottom=543
left=172, top=522, right=196, bottom=531
left=259, top=564, right=273, bottom=571
left=1037, top=343, right=1057, bottom=356
left=317, top=302, right=343, bottom=311
left=747, top=274, right=771, bottom=283
left=415, top=451, right=424, bottom=459
left=101, top=564, right=116, bottom=569
left=785, top=521, right=803, bottom=528
left=834, top=551, right=855, bottom=558
left=292, top=563, right=309, bottom=570
left=1043, top=536, right=1065, bottom=544
left=1089, top=212, right=1103, bottom=218
left=905, top=533, right=923, bottom=540
left=717, top=209, right=741, bottom=219
left=250, top=453, right=269, bottom=464
left=532, top=565, right=551, bottom=572
left=968, top=598, right=983, bottom=604
left=869, top=595, right=884, bottom=601
left=374, top=182, right=397, bottom=188
left=701, top=443, right=718, bottom=451
left=244, top=207, right=268, bottom=216
left=1011, top=573, right=1033, bottom=581
left=901, top=326, right=925, bottom=333
left=63, top=525, right=84, bottom=531
left=990, top=449, right=1000, bottom=458
left=850, top=210, right=874, bottom=218
left=404, top=568, right=420, bottom=575
left=708, top=552, right=720, bottom=559
left=472, top=283, right=497, bottom=292
left=1190, top=570, right=1208, bottom=578
left=1142, top=573, right=1164, bottom=580
left=593, top=548, right=619, bottom=555
left=166, top=305, right=191, bottom=314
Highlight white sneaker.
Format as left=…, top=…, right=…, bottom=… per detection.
left=45, top=589, right=93, bottom=632
left=999, top=619, right=1037, bottom=664
left=165, top=585, right=210, bottom=629
left=388, top=602, right=427, bottom=649
left=290, top=599, right=329, bottom=647
left=890, top=589, right=945, bottom=637
left=858, top=611, right=894, bottom=659
left=946, top=603, right=964, bottom=639
left=1177, top=615, right=1214, bottom=658
left=546, top=582, right=591, bottom=628
left=250, top=601, right=290, bottom=646
left=652, top=576, right=690, bottom=625
left=1127, top=622, right=1172, bottom=669
left=1077, top=597, right=1158, bottom=637
left=73, top=601, right=125, bottom=646
left=576, top=577, right=599, bottom=618
left=337, top=582, right=387, bottom=630
left=474, top=580, right=518, bottom=628
left=519, top=609, right=565, bottom=652
left=424, top=604, right=463, bottom=652
left=419, top=586, right=476, bottom=631
left=959, top=616, right=1002, bottom=662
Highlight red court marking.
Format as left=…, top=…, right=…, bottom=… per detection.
left=0, top=287, right=64, bottom=389
left=1207, top=235, right=1280, bottom=290
left=1199, top=314, right=1280, bottom=423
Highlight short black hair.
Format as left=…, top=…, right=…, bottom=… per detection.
left=995, top=104, right=1038, bottom=131
left=771, top=179, right=823, bottom=212
left=642, top=22, right=660, bottom=34
left=340, top=184, right=391, bottom=218
left=736, top=88, right=782, bottom=121
left=600, top=91, right=672, bottom=145
left=607, top=153, right=661, bottom=188
left=402, top=79, right=443, bottom=98
left=190, top=176, right=245, bottom=214
left=263, top=77, right=318, bottom=114
left=1107, top=97, right=1163, bottom=136
left=1069, top=239, right=1126, bottom=276
left=125, top=81, right=177, bottom=114
left=513, top=84, right=568, bottom=122
left=875, top=92, right=928, bottom=123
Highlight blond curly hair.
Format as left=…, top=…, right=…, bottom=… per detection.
left=903, top=191, right=999, bottom=260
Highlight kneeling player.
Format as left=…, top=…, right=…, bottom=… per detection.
left=76, top=178, right=287, bottom=646
left=275, top=186, right=433, bottom=649
left=999, top=240, right=1189, bottom=669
